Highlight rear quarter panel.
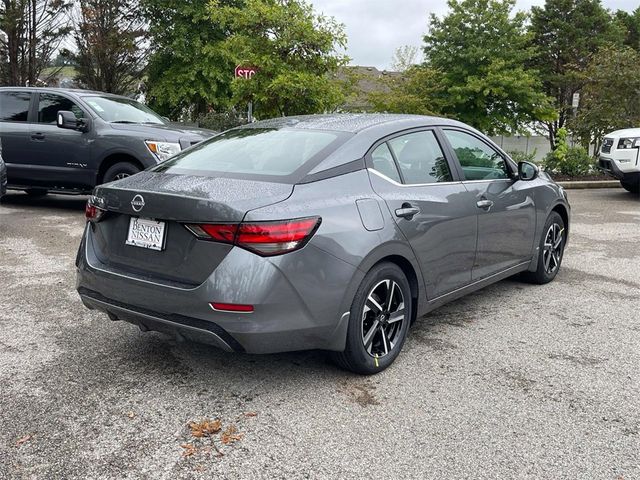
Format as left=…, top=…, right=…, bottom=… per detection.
left=245, top=169, right=426, bottom=329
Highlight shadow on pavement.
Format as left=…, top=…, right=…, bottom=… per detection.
left=0, top=191, right=87, bottom=212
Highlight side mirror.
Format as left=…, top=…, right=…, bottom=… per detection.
left=518, top=161, right=539, bottom=181
left=57, top=111, right=91, bottom=132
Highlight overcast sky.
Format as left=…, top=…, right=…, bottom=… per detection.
left=310, top=0, right=639, bottom=70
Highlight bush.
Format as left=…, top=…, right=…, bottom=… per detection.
left=508, top=149, right=538, bottom=164
left=197, top=110, right=248, bottom=132
left=543, top=128, right=594, bottom=176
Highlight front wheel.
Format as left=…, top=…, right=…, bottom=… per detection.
left=102, top=162, right=141, bottom=184
left=332, top=262, right=412, bottom=375
left=522, top=211, right=566, bottom=285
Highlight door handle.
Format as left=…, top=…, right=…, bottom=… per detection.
left=395, top=203, right=420, bottom=219
left=476, top=199, right=494, bottom=210
left=31, top=133, right=45, bottom=140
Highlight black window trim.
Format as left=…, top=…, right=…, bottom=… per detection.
left=364, top=126, right=463, bottom=186
left=439, top=126, right=517, bottom=182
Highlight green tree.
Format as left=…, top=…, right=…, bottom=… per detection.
left=0, top=0, right=73, bottom=86
left=209, top=0, right=349, bottom=118
left=142, top=0, right=240, bottom=119
left=423, top=0, right=554, bottom=135
left=70, top=0, right=148, bottom=95
left=529, top=0, right=619, bottom=149
left=368, top=65, right=447, bottom=116
left=615, top=7, right=640, bottom=51
left=571, top=44, right=640, bottom=152
left=390, top=45, right=420, bottom=72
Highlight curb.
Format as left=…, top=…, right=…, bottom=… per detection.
left=556, top=180, right=621, bottom=189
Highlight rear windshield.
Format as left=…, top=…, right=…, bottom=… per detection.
left=152, top=128, right=348, bottom=181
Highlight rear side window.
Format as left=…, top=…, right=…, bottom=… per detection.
left=37, top=94, right=84, bottom=124
left=387, top=131, right=452, bottom=184
left=443, top=129, right=510, bottom=180
left=371, top=143, right=401, bottom=183
left=0, top=91, right=31, bottom=122
left=154, top=128, right=345, bottom=180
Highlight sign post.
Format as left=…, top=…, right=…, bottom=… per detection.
left=235, top=65, right=258, bottom=123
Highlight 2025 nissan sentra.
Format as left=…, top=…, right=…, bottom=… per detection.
left=76, top=114, right=570, bottom=374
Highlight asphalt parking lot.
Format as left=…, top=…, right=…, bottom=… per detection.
left=0, top=188, right=638, bottom=479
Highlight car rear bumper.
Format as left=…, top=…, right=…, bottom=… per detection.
left=76, top=225, right=356, bottom=354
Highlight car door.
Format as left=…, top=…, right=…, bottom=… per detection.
left=26, top=92, right=93, bottom=189
left=367, top=128, right=479, bottom=299
left=442, top=128, right=536, bottom=280
left=0, top=90, right=36, bottom=186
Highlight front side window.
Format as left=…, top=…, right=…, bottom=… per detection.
left=37, top=94, right=84, bottom=124
left=387, top=131, right=452, bottom=184
left=444, top=129, right=510, bottom=180
left=0, top=91, right=31, bottom=122
left=371, top=142, right=401, bottom=183
left=153, top=128, right=344, bottom=179
left=83, top=95, right=165, bottom=125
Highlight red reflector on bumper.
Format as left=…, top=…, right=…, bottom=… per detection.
left=210, top=302, right=254, bottom=313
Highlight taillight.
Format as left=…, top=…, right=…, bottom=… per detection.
left=184, top=216, right=321, bottom=256
left=85, top=196, right=106, bottom=222
left=210, top=302, right=254, bottom=313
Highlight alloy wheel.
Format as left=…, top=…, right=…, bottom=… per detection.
left=543, top=223, right=564, bottom=274
left=361, top=279, right=405, bottom=358
left=114, top=173, right=130, bottom=180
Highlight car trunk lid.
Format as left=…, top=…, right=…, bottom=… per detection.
left=88, top=171, right=293, bottom=286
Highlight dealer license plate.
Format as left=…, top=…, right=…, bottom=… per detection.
left=125, top=217, right=166, bottom=251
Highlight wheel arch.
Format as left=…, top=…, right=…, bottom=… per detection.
left=550, top=202, right=570, bottom=239
left=372, top=254, right=420, bottom=324
left=351, top=241, right=426, bottom=324
left=97, top=153, right=144, bottom=184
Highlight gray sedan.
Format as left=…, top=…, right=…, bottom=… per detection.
left=76, top=114, right=570, bottom=374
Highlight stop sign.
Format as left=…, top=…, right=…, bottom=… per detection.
left=235, top=65, right=258, bottom=79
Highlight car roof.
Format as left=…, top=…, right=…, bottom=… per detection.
left=0, top=86, right=129, bottom=100
left=241, top=113, right=466, bottom=134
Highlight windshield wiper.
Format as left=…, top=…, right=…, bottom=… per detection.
left=110, top=120, right=139, bottom=124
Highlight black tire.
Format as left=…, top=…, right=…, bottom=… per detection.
left=332, top=262, right=412, bottom=375
left=521, top=211, right=566, bottom=285
left=102, top=162, right=140, bottom=184
left=25, top=188, right=48, bottom=197
left=620, top=179, right=639, bottom=194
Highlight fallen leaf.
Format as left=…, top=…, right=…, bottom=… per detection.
left=221, top=425, right=243, bottom=445
left=188, top=419, right=222, bottom=438
left=16, top=435, right=32, bottom=446
left=244, top=411, right=257, bottom=417
left=181, top=443, right=197, bottom=458
left=126, top=411, right=136, bottom=419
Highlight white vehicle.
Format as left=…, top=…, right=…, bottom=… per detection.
left=598, top=128, right=640, bottom=194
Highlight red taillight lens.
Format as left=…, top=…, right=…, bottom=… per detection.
left=185, top=216, right=321, bottom=256
left=210, top=302, right=254, bottom=313
left=85, top=197, right=106, bottom=222
left=185, top=223, right=238, bottom=243
left=236, top=218, right=321, bottom=255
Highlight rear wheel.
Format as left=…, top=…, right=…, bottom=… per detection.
left=521, top=211, right=566, bottom=285
left=25, top=188, right=48, bottom=197
left=102, top=162, right=140, bottom=184
left=332, top=262, right=411, bottom=375
left=620, top=179, right=639, bottom=194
